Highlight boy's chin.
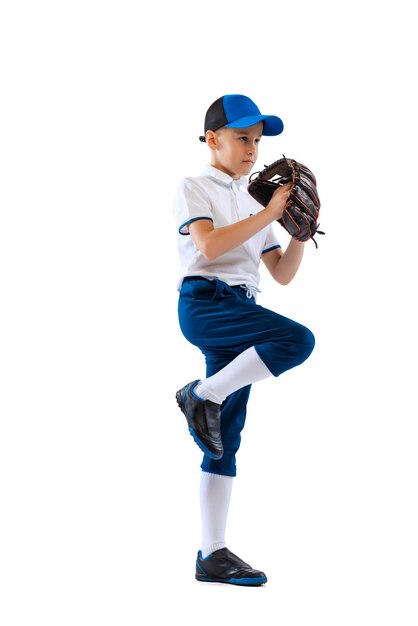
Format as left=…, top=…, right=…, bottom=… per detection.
left=239, top=163, right=254, bottom=176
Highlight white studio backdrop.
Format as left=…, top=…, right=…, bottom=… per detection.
left=0, top=1, right=417, bottom=625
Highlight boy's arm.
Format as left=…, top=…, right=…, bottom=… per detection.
left=188, top=182, right=292, bottom=261
left=262, top=238, right=305, bottom=285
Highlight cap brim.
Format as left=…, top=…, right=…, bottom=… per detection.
left=226, top=114, right=284, bottom=136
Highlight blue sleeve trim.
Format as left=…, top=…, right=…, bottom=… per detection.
left=262, top=244, right=282, bottom=254
left=178, top=216, right=213, bottom=235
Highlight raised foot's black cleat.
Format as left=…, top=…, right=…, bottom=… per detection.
left=195, top=547, right=267, bottom=586
left=175, top=380, right=223, bottom=460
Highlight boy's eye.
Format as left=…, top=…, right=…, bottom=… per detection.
left=238, top=137, right=261, bottom=144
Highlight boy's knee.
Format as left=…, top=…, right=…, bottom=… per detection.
left=295, top=324, right=315, bottom=363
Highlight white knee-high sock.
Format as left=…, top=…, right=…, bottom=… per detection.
left=195, top=346, right=272, bottom=404
left=200, top=472, right=234, bottom=558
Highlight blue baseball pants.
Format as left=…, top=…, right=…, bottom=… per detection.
left=178, top=277, right=315, bottom=476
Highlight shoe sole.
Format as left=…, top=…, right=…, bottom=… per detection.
left=175, top=390, right=223, bottom=460
left=195, top=574, right=267, bottom=586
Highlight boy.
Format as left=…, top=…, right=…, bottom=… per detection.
left=174, top=94, right=315, bottom=586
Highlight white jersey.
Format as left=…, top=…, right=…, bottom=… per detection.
left=173, top=165, right=281, bottom=292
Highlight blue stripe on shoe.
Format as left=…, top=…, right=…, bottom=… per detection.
left=196, top=560, right=207, bottom=576
left=190, top=380, right=204, bottom=401
left=227, top=576, right=267, bottom=585
left=196, top=575, right=267, bottom=586
left=181, top=384, right=188, bottom=403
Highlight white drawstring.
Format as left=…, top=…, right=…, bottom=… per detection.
left=240, top=284, right=261, bottom=299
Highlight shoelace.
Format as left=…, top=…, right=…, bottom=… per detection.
left=240, top=284, right=261, bottom=299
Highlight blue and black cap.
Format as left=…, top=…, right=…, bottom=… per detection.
left=199, top=94, right=284, bottom=142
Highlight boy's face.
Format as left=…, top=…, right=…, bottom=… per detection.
left=207, top=122, right=263, bottom=179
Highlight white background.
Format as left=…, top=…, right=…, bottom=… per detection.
left=1, top=1, right=417, bottom=624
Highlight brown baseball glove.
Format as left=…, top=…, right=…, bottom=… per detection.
left=247, top=156, right=324, bottom=248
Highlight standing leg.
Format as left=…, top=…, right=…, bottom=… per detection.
left=198, top=358, right=252, bottom=560
left=195, top=384, right=267, bottom=586
left=199, top=472, right=233, bottom=558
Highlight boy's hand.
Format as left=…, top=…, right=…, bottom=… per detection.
left=266, top=182, right=293, bottom=221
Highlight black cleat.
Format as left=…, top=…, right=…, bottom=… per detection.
left=195, top=547, right=267, bottom=586
left=175, top=380, right=223, bottom=460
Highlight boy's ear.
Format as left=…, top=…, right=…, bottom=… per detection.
left=205, top=130, right=217, bottom=149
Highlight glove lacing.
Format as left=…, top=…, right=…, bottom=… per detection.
left=310, top=224, right=326, bottom=249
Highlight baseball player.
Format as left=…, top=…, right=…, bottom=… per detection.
left=173, top=94, right=315, bottom=586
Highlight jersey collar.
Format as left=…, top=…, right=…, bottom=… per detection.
left=203, top=164, right=247, bottom=186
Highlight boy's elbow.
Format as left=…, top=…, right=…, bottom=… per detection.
left=275, top=273, right=294, bottom=286
left=273, top=259, right=297, bottom=285
left=200, top=241, right=219, bottom=261
left=204, top=250, right=219, bottom=261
